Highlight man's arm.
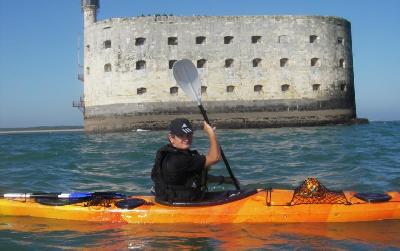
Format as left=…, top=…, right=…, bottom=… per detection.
left=203, top=121, right=221, bottom=168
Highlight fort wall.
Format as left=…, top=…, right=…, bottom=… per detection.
left=81, top=2, right=357, bottom=132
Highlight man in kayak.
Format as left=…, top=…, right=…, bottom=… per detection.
left=151, top=118, right=235, bottom=202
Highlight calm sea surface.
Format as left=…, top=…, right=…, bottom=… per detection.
left=0, top=121, right=399, bottom=250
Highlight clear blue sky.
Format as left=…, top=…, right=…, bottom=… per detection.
left=0, top=0, right=399, bottom=128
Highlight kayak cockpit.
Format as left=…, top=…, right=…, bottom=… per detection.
left=155, top=189, right=258, bottom=207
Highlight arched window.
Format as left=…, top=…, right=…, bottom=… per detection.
left=252, top=36, right=262, bottom=44
left=168, top=37, right=178, bottom=45
left=253, top=58, right=262, bottom=67
left=280, top=58, right=288, bottom=67
left=311, top=58, right=320, bottom=67
left=86, top=67, right=90, bottom=75
left=337, top=37, right=344, bottom=45
left=135, top=37, right=146, bottom=46
left=196, top=36, right=206, bottom=44
left=281, top=84, right=290, bottom=92
left=104, top=40, right=111, bottom=49
left=201, top=86, right=207, bottom=94
left=104, top=63, right=112, bottom=72
left=278, top=35, right=288, bottom=43
left=225, top=58, right=234, bottom=68
left=170, top=86, right=178, bottom=95
left=137, top=87, right=147, bottom=95
left=309, top=35, right=318, bottom=43
left=197, top=59, right=207, bottom=68
left=136, top=60, right=146, bottom=70
left=169, top=60, right=177, bottom=69
left=254, top=85, right=263, bottom=92
left=339, top=59, right=345, bottom=68
left=226, top=85, right=235, bottom=93
left=312, top=84, right=320, bottom=91
left=224, top=36, right=234, bottom=44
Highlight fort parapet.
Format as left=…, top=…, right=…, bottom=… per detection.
left=79, top=0, right=359, bottom=132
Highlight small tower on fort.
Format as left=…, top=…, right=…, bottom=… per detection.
left=74, top=0, right=100, bottom=116
left=81, top=0, right=99, bottom=26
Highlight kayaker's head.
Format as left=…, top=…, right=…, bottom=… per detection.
left=168, top=118, right=194, bottom=150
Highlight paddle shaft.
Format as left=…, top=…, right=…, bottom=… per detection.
left=1, top=192, right=125, bottom=199
left=199, top=105, right=240, bottom=190
left=1, top=193, right=87, bottom=199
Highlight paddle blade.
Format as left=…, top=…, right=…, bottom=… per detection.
left=172, top=59, right=202, bottom=104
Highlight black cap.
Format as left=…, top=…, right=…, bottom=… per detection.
left=169, top=118, right=193, bottom=136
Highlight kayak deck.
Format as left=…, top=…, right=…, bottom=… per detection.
left=1, top=189, right=399, bottom=223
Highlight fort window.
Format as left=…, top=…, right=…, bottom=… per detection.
left=253, top=58, right=262, bottom=67
left=224, top=36, right=234, bottom=44
left=340, top=84, right=347, bottom=92
left=86, top=67, right=90, bottom=75
left=278, top=35, right=288, bottom=43
left=86, top=44, right=90, bottom=51
left=136, top=60, right=146, bottom=70
left=281, top=84, right=290, bottom=92
left=168, top=37, right=178, bottom=45
left=310, top=35, right=318, bottom=43
left=104, top=40, right=111, bottom=49
left=280, top=58, right=289, bottom=67
left=197, top=59, right=207, bottom=68
left=312, top=84, right=320, bottom=91
left=339, top=59, right=345, bottom=68
left=196, top=36, right=206, bottom=44
left=254, top=85, right=263, bottom=92
left=337, top=37, right=344, bottom=45
left=201, top=86, right=207, bottom=94
left=226, top=85, right=235, bottom=93
left=169, top=60, right=177, bottom=69
left=252, top=36, right=262, bottom=44
left=104, top=63, right=112, bottom=72
left=225, top=58, right=234, bottom=68
left=170, top=86, right=178, bottom=95
left=311, top=58, right=320, bottom=67
left=137, top=87, right=147, bottom=95
left=135, top=37, right=146, bottom=46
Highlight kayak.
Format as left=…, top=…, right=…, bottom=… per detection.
left=1, top=187, right=399, bottom=224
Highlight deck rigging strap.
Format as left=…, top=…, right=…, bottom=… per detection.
left=83, top=192, right=126, bottom=207
left=265, top=188, right=272, bottom=206
left=289, top=178, right=351, bottom=205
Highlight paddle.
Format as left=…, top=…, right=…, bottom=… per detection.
left=173, top=59, right=240, bottom=190
left=1, top=192, right=125, bottom=200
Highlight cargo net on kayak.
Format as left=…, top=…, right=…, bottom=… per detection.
left=83, top=192, right=126, bottom=207
left=289, top=178, right=350, bottom=205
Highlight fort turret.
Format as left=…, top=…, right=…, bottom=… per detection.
left=81, top=0, right=99, bottom=26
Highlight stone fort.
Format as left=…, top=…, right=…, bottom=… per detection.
left=78, top=0, right=358, bottom=132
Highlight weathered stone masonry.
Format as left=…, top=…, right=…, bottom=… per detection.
left=80, top=0, right=359, bottom=132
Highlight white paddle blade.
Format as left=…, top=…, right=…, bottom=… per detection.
left=172, top=59, right=202, bottom=104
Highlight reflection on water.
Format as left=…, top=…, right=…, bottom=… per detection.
left=0, top=216, right=399, bottom=249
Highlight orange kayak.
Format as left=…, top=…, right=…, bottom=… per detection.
left=1, top=189, right=399, bottom=223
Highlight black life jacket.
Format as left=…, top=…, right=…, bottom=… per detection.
left=151, top=144, right=207, bottom=203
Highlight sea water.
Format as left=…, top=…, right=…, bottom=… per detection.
left=0, top=121, right=399, bottom=249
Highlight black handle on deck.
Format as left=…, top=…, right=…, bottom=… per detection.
left=198, top=105, right=240, bottom=190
